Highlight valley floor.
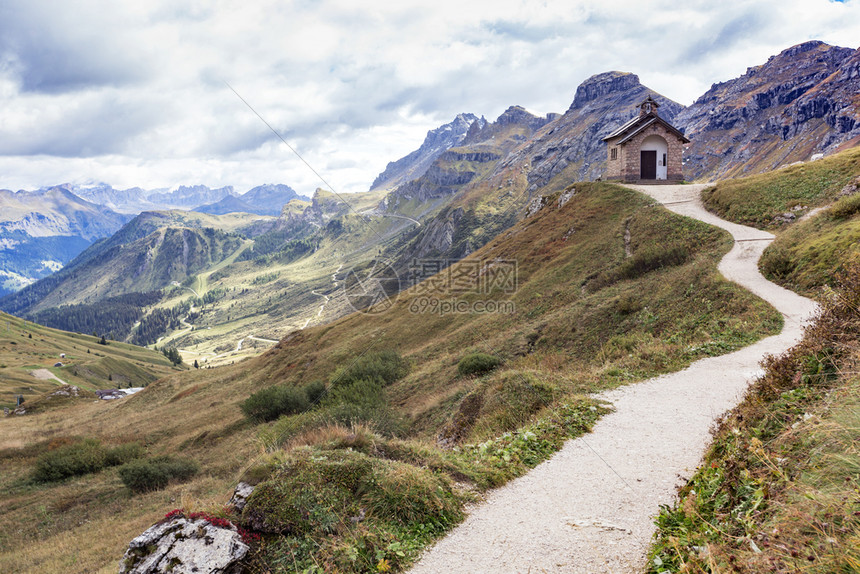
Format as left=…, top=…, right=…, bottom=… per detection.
left=408, top=184, right=818, bottom=573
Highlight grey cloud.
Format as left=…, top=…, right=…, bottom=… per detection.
left=0, top=1, right=153, bottom=93
left=679, top=11, right=766, bottom=65
left=0, top=93, right=164, bottom=157
left=483, top=20, right=567, bottom=42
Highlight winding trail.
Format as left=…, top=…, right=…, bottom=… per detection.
left=301, top=264, right=343, bottom=330
left=409, top=184, right=818, bottom=573
left=380, top=212, right=421, bottom=226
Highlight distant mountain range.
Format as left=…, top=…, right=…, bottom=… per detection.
left=0, top=183, right=308, bottom=294
left=0, top=187, right=131, bottom=296
left=70, top=182, right=308, bottom=215
left=2, top=40, right=858, bottom=355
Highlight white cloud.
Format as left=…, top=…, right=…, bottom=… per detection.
left=0, top=0, right=858, bottom=196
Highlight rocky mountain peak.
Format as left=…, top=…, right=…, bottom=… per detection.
left=496, top=105, right=535, bottom=124
left=370, top=113, right=481, bottom=191
left=780, top=40, right=827, bottom=59
left=570, top=72, right=641, bottom=110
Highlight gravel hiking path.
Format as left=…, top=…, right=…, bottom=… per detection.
left=409, top=184, right=817, bottom=573
left=29, top=368, right=66, bottom=385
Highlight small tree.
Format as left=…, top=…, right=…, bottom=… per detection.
left=98, top=335, right=108, bottom=345
left=162, top=347, right=183, bottom=366
left=193, top=359, right=199, bottom=369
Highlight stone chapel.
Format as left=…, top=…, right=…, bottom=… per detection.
left=602, top=96, right=689, bottom=183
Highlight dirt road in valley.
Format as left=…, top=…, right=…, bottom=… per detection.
left=409, top=184, right=817, bottom=573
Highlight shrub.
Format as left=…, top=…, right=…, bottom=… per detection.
left=241, top=385, right=311, bottom=422
left=326, top=378, right=385, bottom=409
left=457, top=352, right=502, bottom=377
left=31, top=439, right=144, bottom=483
left=104, top=442, right=145, bottom=466
left=322, top=378, right=403, bottom=436
left=118, top=456, right=198, bottom=493
left=32, top=439, right=107, bottom=482
left=828, top=193, right=860, bottom=219
left=329, top=350, right=409, bottom=388
left=304, top=380, right=327, bottom=405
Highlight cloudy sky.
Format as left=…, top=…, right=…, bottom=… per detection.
left=1, top=0, right=858, bottom=196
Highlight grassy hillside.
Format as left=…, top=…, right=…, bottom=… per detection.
left=0, top=311, right=178, bottom=411
left=0, top=182, right=782, bottom=573
left=697, top=145, right=860, bottom=296
left=760, top=197, right=860, bottom=295
left=701, top=145, right=860, bottom=228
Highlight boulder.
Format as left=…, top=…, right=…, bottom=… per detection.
left=773, top=212, right=797, bottom=225
left=229, top=482, right=255, bottom=513
left=526, top=196, right=548, bottom=217
left=119, top=516, right=248, bottom=574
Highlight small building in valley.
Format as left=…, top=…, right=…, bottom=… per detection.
left=603, top=96, right=689, bottom=183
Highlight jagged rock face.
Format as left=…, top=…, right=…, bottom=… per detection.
left=119, top=517, right=248, bottom=574
left=677, top=41, right=860, bottom=180
left=460, top=106, right=548, bottom=145
left=385, top=150, right=503, bottom=207
left=371, top=113, right=481, bottom=191
left=384, top=106, right=547, bottom=215
left=569, top=71, right=644, bottom=111
left=408, top=207, right=466, bottom=260
left=495, top=106, right=549, bottom=131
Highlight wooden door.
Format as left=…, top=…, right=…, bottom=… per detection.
left=640, top=150, right=656, bottom=179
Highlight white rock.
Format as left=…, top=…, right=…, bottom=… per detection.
left=119, top=517, right=249, bottom=574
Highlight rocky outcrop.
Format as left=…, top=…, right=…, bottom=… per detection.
left=677, top=41, right=860, bottom=180
left=408, top=207, right=467, bottom=260
left=568, top=71, right=643, bottom=111
left=384, top=149, right=504, bottom=208
left=119, top=516, right=249, bottom=574
left=229, top=482, right=255, bottom=512
left=461, top=106, right=549, bottom=145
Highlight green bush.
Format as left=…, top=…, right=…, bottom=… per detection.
left=329, top=350, right=409, bottom=388
left=322, top=378, right=403, bottom=436
left=828, top=193, right=860, bottom=219
left=457, top=352, right=502, bottom=377
left=32, top=439, right=107, bottom=483
left=118, top=456, right=198, bottom=493
left=241, top=385, right=311, bottom=422
left=105, top=442, right=145, bottom=466
left=31, top=439, right=144, bottom=483
left=304, top=380, right=327, bottom=405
